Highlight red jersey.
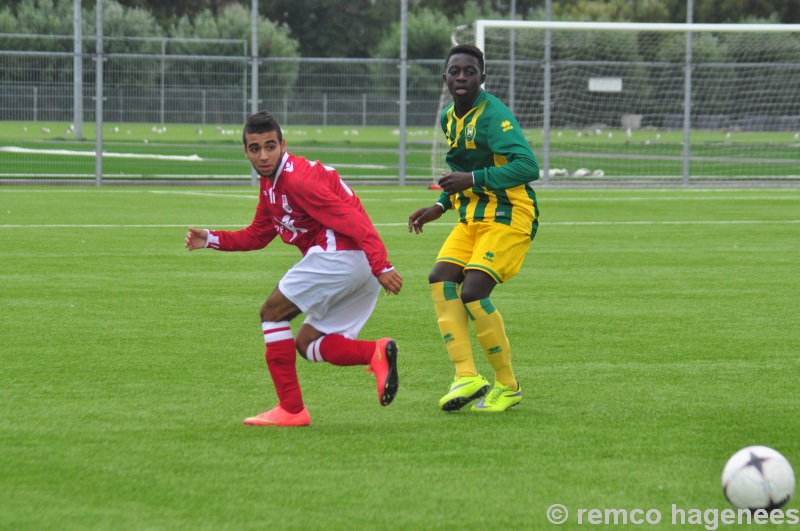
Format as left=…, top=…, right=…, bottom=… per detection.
left=208, top=152, right=393, bottom=277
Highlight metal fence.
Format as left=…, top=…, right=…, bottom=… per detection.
left=0, top=40, right=445, bottom=185
left=2, top=28, right=800, bottom=185
left=0, top=53, right=442, bottom=127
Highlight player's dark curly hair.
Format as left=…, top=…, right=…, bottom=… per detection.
left=445, top=44, right=485, bottom=74
left=243, top=110, right=283, bottom=145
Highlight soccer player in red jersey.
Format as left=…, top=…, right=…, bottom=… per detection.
left=185, top=110, right=402, bottom=427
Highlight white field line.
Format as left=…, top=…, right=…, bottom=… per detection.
left=149, top=190, right=800, bottom=202
left=0, top=146, right=203, bottom=161
left=538, top=196, right=800, bottom=201
left=0, top=146, right=389, bottom=168
left=3, top=188, right=799, bottom=202
left=2, top=220, right=799, bottom=229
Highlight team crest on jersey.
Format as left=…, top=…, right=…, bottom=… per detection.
left=281, top=195, right=293, bottom=213
left=465, top=125, right=476, bottom=143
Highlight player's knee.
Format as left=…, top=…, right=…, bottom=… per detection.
left=429, top=262, right=464, bottom=285
left=460, top=283, right=494, bottom=303
left=294, top=337, right=309, bottom=359
left=294, top=326, right=325, bottom=361
left=460, top=271, right=497, bottom=303
left=259, top=301, right=293, bottom=323
left=259, top=305, right=273, bottom=323
left=459, top=286, right=481, bottom=304
left=429, top=270, right=462, bottom=284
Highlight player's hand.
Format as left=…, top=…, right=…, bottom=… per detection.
left=438, top=171, right=474, bottom=195
left=408, top=205, right=443, bottom=234
left=378, top=269, right=402, bottom=295
left=185, top=227, right=209, bottom=250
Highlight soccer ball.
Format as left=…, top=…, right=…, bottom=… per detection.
left=722, top=445, right=795, bottom=512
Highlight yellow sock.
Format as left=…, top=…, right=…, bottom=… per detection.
left=431, top=281, right=476, bottom=377
left=465, top=298, right=516, bottom=388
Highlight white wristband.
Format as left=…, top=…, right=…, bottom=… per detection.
left=205, top=230, right=219, bottom=248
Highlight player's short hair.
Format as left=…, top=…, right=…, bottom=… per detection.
left=445, top=44, right=485, bottom=74
left=243, top=110, right=283, bottom=145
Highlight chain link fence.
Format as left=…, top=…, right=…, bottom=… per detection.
left=2, top=29, right=799, bottom=185
left=0, top=54, right=442, bottom=127
left=0, top=35, right=444, bottom=184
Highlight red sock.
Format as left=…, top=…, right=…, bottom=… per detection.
left=305, top=334, right=375, bottom=366
left=262, top=321, right=304, bottom=414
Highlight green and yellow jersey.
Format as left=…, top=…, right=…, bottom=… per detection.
left=438, top=90, right=539, bottom=238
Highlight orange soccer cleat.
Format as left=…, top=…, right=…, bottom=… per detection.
left=243, top=405, right=310, bottom=427
left=367, top=338, right=399, bottom=406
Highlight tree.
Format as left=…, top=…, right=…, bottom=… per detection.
left=167, top=3, right=300, bottom=123
left=261, top=0, right=397, bottom=58
left=373, top=8, right=452, bottom=61
left=10, top=0, right=76, bottom=50
left=414, top=0, right=542, bottom=19
left=168, top=3, right=298, bottom=57
left=0, top=6, right=15, bottom=34
left=660, top=0, right=799, bottom=23
left=374, top=0, right=504, bottom=60
left=113, top=0, right=236, bottom=27
left=95, top=0, right=165, bottom=53
left=369, top=1, right=506, bottom=125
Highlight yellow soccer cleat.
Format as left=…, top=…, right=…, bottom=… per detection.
left=471, top=381, right=522, bottom=412
left=439, top=374, right=490, bottom=412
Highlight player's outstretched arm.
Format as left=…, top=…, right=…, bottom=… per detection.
left=185, top=227, right=209, bottom=250
left=378, top=269, right=403, bottom=295
left=408, top=205, right=444, bottom=234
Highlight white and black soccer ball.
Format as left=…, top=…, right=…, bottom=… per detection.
left=722, top=445, right=795, bottom=512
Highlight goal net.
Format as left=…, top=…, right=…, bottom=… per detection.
left=432, top=21, right=800, bottom=184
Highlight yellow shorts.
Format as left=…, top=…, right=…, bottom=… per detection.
left=436, top=222, right=531, bottom=283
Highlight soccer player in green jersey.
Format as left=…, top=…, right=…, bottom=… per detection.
left=408, top=44, right=540, bottom=413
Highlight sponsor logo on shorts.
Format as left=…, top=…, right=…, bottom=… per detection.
left=483, top=251, right=495, bottom=262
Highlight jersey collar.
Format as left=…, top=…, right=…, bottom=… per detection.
left=272, top=152, right=290, bottom=187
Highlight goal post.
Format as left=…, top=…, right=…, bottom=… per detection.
left=432, top=20, right=800, bottom=185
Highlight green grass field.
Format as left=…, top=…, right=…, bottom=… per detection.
left=2, top=185, right=799, bottom=529
left=0, top=122, right=437, bottom=181
left=1, top=121, right=798, bottom=182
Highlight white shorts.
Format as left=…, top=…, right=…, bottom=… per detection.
left=278, top=249, right=381, bottom=339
